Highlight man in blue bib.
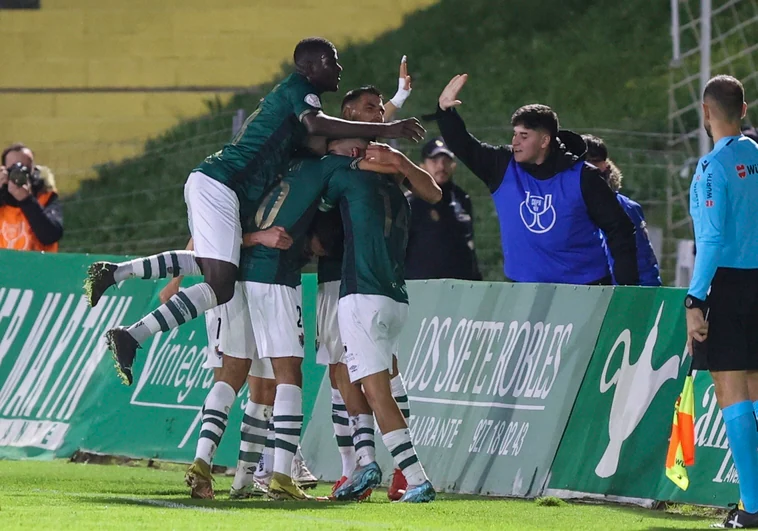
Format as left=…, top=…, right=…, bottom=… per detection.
left=433, top=74, right=638, bottom=285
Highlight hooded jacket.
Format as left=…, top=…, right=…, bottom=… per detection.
left=435, top=105, right=639, bottom=285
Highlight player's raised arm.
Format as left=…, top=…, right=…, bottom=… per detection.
left=302, top=112, right=425, bottom=143
left=363, top=143, right=442, bottom=204
left=384, top=55, right=412, bottom=122
left=434, top=74, right=513, bottom=192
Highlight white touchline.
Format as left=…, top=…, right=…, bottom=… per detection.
left=128, top=498, right=220, bottom=512
left=28, top=491, right=417, bottom=529
left=129, top=399, right=202, bottom=411
left=408, top=396, right=545, bottom=411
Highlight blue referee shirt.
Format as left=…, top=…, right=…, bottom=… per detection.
left=688, top=135, right=758, bottom=299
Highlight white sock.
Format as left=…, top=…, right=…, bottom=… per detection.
left=232, top=402, right=272, bottom=490
left=127, top=282, right=217, bottom=344
left=331, top=387, right=356, bottom=477
left=256, top=417, right=275, bottom=478
left=383, top=428, right=428, bottom=487
left=351, top=413, right=376, bottom=468
left=195, top=381, right=236, bottom=465
left=273, top=384, right=303, bottom=477
left=391, top=373, right=411, bottom=422
left=114, top=250, right=201, bottom=282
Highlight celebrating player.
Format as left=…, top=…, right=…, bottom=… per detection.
left=315, top=80, right=426, bottom=501
left=83, top=37, right=425, bottom=386
left=322, top=138, right=437, bottom=503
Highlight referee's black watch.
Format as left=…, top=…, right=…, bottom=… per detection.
left=684, top=294, right=707, bottom=310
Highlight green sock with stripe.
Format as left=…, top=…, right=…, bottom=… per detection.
left=383, top=428, right=428, bottom=488
left=113, top=250, right=201, bottom=282
left=232, top=402, right=272, bottom=491
left=331, top=387, right=356, bottom=477
left=126, top=282, right=217, bottom=344
left=273, top=384, right=303, bottom=477
left=195, top=381, right=236, bottom=466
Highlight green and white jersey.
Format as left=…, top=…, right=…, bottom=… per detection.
left=238, top=155, right=359, bottom=287
left=321, top=169, right=410, bottom=304
left=195, top=73, right=322, bottom=218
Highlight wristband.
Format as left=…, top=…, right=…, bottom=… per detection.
left=390, top=78, right=411, bottom=108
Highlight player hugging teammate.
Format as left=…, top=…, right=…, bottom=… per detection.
left=84, top=38, right=439, bottom=503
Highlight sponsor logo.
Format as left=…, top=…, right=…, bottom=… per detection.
left=737, top=164, right=747, bottom=178
left=0, top=290, right=134, bottom=450
left=595, top=302, right=681, bottom=478
left=405, top=317, right=572, bottom=404
left=519, top=192, right=556, bottom=234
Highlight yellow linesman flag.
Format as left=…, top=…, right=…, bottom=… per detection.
left=665, top=371, right=696, bottom=490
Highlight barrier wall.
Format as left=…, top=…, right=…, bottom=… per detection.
left=0, top=251, right=741, bottom=507
left=0, top=250, right=323, bottom=467
left=548, top=288, right=739, bottom=506
left=302, top=281, right=613, bottom=496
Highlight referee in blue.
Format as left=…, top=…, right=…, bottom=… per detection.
left=686, top=74, right=758, bottom=529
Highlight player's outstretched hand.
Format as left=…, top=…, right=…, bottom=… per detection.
left=385, top=118, right=425, bottom=143
left=399, top=55, right=412, bottom=91
left=251, top=226, right=293, bottom=250
left=439, top=74, right=468, bottom=111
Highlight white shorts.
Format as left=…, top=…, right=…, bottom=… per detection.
left=203, top=282, right=274, bottom=379
left=316, top=281, right=343, bottom=366
left=184, top=171, right=242, bottom=265
left=244, top=282, right=304, bottom=359
left=338, top=294, right=408, bottom=383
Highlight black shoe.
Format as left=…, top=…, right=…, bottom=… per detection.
left=717, top=502, right=758, bottom=528
left=105, top=327, right=140, bottom=386
left=84, top=262, right=118, bottom=307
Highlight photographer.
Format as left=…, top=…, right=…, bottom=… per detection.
left=0, top=143, right=63, bottom=252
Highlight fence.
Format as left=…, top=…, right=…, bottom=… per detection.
left=57, top=113, right=689, bottom=283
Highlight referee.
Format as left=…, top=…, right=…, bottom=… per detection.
left=686, top=75, right=758, bottom=529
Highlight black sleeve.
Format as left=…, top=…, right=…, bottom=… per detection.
left=461, top=192, right=474, bottom=218
left=460, top=191, right=483, bottom=280
left=435, top=105, right=513, bottom=193
left=19, top=193, right=63, bottom=245
left=579, top=167, right=639, bottom=285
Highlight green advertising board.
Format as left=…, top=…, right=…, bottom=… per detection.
left=0, top=250, right=324, bottom=467
left=548, top=287, right=739, bottom=508
left=302, top=280, right=613, bottom=496
left=0, top=250, right=743, bottom=508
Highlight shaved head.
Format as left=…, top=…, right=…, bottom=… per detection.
left=294, top=37, right=336, bottom=71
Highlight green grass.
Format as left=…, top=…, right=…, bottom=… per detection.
left=0, top=460, right=722, bottom=530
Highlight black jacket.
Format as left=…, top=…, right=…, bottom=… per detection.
left=0, top=171, right=63, bottom=246
left=435, top=105, right=639, bottom=285
left=405, top=181, right=482, bottom=281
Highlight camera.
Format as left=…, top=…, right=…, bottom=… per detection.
left=6, top=162, right=31, bottom=187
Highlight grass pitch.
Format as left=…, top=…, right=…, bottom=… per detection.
left=0, top=460, right=720, bottom=530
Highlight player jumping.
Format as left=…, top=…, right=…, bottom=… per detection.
left=83, top=37, right=425, bottom=386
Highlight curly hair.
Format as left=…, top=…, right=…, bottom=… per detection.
left=606, top=159, right=623, bottom=193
